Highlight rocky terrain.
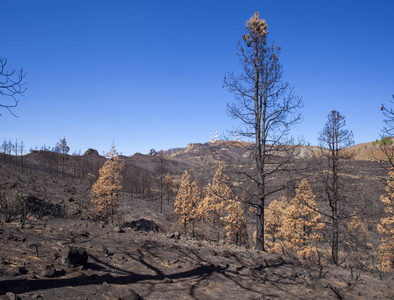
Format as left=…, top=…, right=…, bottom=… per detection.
left=0, top=141, right=393, bottom=299
left=0, top=218, right=393, bottom=300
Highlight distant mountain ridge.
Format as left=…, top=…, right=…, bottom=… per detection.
left=21, top=139, right=390, bottom=178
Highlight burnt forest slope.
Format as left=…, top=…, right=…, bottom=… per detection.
left=0, top=141, right=393, bottom=299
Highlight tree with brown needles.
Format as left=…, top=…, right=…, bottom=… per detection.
left=91, top=141, right=124, bottom=225
left=224, top=11, right=302, bottom=250
left=346, top=214, right=369, bottom=251
left=0, top=58, right=26, bottom=117
left=264, top=197, right=287, bottom=253
left=199, top=165, right=233, bottom=242
left=377, top=168, right=394, bottom=271
left=318, top=110, right=354, bottom=265
left=282, top=179, right=325, bottom=261
left=174, top=171, right=200, bottom=238
left=225, top=198, right=248, bottom=246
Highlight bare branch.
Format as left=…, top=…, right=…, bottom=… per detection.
left=0, top=58, right=27, bottom=117
left=224, top=12, right=303, bottom=251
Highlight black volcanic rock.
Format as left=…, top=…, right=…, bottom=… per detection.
left=62, top=246, right=88, bottom=267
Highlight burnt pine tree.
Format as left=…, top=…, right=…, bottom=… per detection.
left=0, top=58, right=26, bottom=117
left=91, top=141, right=124, bottom=225
left=347, top=214, right=369, bottom=250
left=59, top=137, right=70, bottom=180
left=155, top=151, right=167, bottom=213
left=163, top=172, right=175, bottom=204
left=199, top=165, right=233, bottom=242
left=377, top=168, right=394, bottom=271
left=264, top=197, right=287, bottom=253
left=174, top=171, right=200, bottom=238
left=282, top=179, right=325, bottom=261
left=224, top=11, right=302, bottom=251
left=377, top=94, right=394, bottom=167
left=225, top=198, right=248, bottom=246
left=381, top=94, right=394, bottom=137
left=318, top=110, right=354, bottom=265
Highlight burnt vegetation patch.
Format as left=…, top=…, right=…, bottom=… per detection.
left=122, top=219, right=159, bottom=232
left=25, top=196, right=65, bottom=219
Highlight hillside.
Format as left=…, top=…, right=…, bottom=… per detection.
left=348, top=139, right=394, bottom=161
left=0, top=140, right=393, bottom=299
left=0, top=140, right=389, bottom=231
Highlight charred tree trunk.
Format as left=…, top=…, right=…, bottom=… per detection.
left=110, top=194, right=114, bottom=225
left=224, top=12, right=302, bottom=251
left=319, top=110, right=354, bottom=265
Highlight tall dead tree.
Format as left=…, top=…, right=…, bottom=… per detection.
left=0, top=58, right=26, bottom=117
left=155, top=151, right=167, bottom=213
left=224, top=12, right=302, bottom=251
left=381, top=94, right=394, bottom=136
left=59, top=137, right=70, bottom=180
left=163, top=172, right=175, bottom=204
left=19, top=141, right=24, bottom=169
left=318, top=110, right=354, bottom=265
left=378, top=95, right=394, bottom=168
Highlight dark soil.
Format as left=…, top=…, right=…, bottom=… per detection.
left=0, top=142, right=393, bottom=299
left=0, top=219, right=393, bottom=300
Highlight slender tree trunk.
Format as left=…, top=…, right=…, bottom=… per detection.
left=216, top=215, right=221, bottom=243
left=110, top=194, right=114, bottom=225
left=256, top=204, right=265, bottom=250
left=56, top=159, right=59, bottom=178
left=332, top=214, right=339, bottom=265
left=160, top=181, right=163, bottom=214
left=160, top=164, right=163, bottom=213
left=253, top=35, right=267, bottom=251
left=224, top=12, right=302, bottom=253
left=184, top=219, right=187, bottom=238
left=331, top=178, right=339, bottom=264
left=330, top=142, right=340, bottom=265
left=20, top=197, right=27, bottom=229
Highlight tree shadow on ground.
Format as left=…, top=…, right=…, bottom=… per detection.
left=0, top=253, right=217, bottom=296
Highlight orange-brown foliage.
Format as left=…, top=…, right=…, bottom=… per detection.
left=347, top=214, right=369, bottom=250
left=264, top=197, right=287, bottom=253
left=199, top=165, right=247, bottom=244
left=378, top=169, right=394, bottom=271
left=174, top=171, right=200, bottom=236
left=282, top=179, right=325, bottom=261
left=91, top=142, right=124, bottom=224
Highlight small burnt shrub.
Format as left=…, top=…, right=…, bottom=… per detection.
left=122, top=218, right=159, bottom=232
left=26, top=196, right=65, bottom=219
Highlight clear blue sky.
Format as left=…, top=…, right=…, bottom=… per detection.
left=1, top=0, right=393, bottom=155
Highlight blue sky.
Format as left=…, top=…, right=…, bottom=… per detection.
left=1, top=0, right=393, bottom=155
